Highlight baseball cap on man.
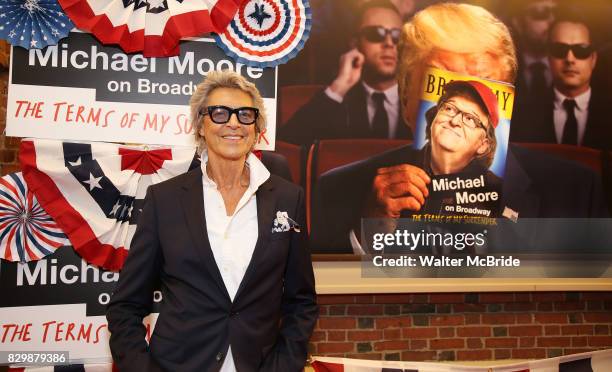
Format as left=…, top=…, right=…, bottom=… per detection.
left=443, top=80, right=500, bottom=128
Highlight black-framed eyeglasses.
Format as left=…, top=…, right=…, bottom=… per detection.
left=200, top=105, right=259, bottom=125
left=548, top=42, right=594, bottom=60
left=359, top=26, right=401, bottom=44
left=436, top=102, right=486, bottom=130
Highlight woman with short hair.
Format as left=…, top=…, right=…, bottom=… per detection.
left=107, top=70, right=318, bottom=372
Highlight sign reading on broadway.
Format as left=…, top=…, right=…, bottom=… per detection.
left=7, top=32, right=278, bottom=149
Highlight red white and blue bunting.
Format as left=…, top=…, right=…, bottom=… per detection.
left=214, top=0, right=311, bottom=67
left=20, top=138, right=197, bottom=270
left=57, top=0, right=245, bottom=57
left=0, top=172, right=68, bottom=262
left=0, top=0, right=74, bottom=49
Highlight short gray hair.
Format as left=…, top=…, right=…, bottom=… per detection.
left=190, top=70, right=267, bottom=154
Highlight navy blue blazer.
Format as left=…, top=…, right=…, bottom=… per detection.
left=107, top=168, right=317, bottom=372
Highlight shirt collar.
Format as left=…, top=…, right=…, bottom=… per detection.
left=362, top=81, right=399, bottom=103
left=553, top=87, right=591, bottom=111
left=200, top=150, right=271, bottom=190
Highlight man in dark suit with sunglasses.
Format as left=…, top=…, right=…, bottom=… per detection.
left=511, top=12, right=612, bottom=149
left=278, top=0, right=410, bottom=146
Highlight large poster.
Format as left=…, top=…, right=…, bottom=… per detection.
left=7, top=32, right=278, bottom=149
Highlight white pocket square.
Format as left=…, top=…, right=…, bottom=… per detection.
left=272, top=211, right=301, bottom=233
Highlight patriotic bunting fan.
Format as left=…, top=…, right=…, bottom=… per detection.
left=57, top=0, right=245, bottom=57
left=20, top=139, right=197, bottom=270
left=214, top=0, right=312, bottom=67
left=0, top=0, right=74, bottom=49
left=0, top=172, right=69, bottom=263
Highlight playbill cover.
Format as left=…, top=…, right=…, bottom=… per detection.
left=410, top=67, right=515, bottom=222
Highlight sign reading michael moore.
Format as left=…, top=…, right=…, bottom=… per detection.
left=7, top=32, right=278, bottom=149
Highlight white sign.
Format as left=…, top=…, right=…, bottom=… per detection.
left=7, top=32, right=278, bottom=150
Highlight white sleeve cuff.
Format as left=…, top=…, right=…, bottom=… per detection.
left=325, top=86, right=344, bottom=103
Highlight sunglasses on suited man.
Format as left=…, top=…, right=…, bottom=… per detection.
left=200, top=105, right=259, bottom=125
left=359, top=26, right=401, bottom=45
left=548, top=42, right=594, bottom=60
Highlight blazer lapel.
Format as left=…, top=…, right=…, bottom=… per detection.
left=583, top=97, right=596, bottom=147
left=543, top=98, right=558, bottom=143
left=180, top=168, right=231, bottom=301
left=582, top=92, right=609, bottom=149
left=347, top=84, right=371, bottom=137
left=234, top=177, right=276, bottom=303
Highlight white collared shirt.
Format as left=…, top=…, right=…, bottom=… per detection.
left=200, top=150, right=270, bottom=372
left=325, top=82, right=400, bottom=138
left=553, top=88, right=591, bottom=145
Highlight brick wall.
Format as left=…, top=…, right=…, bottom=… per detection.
left=1, top=76, right=21, bottom=175
left=1, top=43, right=20, bottom=176
left=312, top=292, right=612, bottom=361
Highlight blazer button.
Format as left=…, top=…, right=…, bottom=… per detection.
left=216, top=352, right=224, bottom=362
left=230, top=311, right=239, bottom=317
